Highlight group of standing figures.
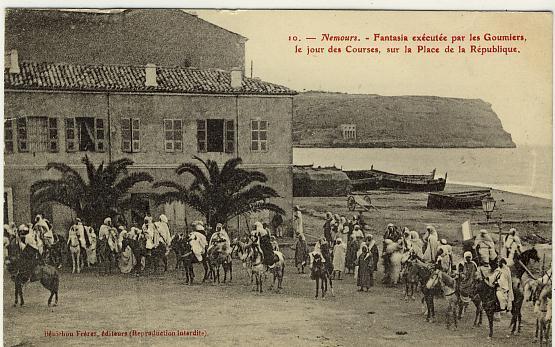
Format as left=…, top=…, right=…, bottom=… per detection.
left=292, top=210, right=552, bottom=343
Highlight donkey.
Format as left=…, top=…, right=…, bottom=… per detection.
left=426, top=270, right=460, bottom=330
left=207, top=244, right=232, bottom=284
left=311, top=253, right=333, bottom=298
left=269, top=251, right=285, bottom=291
left=251, top=246, right=265, bottom=293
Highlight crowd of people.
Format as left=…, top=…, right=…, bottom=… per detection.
left=291, top=205, right=534, bottom=314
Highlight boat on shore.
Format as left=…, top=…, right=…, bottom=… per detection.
left=427, top=189, right=492, bottom=209
left=346, top=165, right=446, bottom=192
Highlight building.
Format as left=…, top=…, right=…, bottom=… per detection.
left=339, top=124, right=357, bottom=140
left=3, top=9, right=295, bottom=234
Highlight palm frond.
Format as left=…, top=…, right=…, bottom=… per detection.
left=227, top=201, right=285, bottom=221
left=176, top=162, right=210, bottom=188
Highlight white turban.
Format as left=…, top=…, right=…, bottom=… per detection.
left=104, top=217, right=112, bottom=225
left=160, top=214, right=168, bottom=223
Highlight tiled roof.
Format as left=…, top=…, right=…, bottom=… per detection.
left=5, top=61, right=296, bottom=95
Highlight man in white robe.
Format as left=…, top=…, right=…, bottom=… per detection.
left=189, top=223, right=208, bottom=261
left=154, top=215, right=172, bottom=255
left=423, top=225, right=439, bottom=263
left=473, top=229, right=497, bottom=266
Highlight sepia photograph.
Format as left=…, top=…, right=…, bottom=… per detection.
left=2, top=7, right=553, bottom=346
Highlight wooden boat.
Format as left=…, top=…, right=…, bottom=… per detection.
left=368, top=165, right=436, bottom=181
left=345, top=166, right=446, bottom=192
left=427, top=189, right=492, bottom=209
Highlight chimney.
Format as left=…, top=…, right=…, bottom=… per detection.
left=145, top=63, right=157, bottom=87
left=230, top=67, right=243, bottom=89
left=8, top=50, right=20, bottom=74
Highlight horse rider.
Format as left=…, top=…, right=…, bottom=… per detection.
left=33, top=215, right=53, bottom=250
left=189, top=222, right=208, bottom=262
left=437, top=239, right=454, bottom=274
left=473, top=229, right=497, bottom=267
left=142, top=216, right=156, bottom=254
left=74, top=218, right=89, bottom=263
left=154, top=214, right=172, bottom=255
left=489, top=258, right=514, bottom=314
left=208, top=223, right=231, bottom=254
left=504, top=228, right=523, bottom=258
left=458, top=251, right=479, bottom=300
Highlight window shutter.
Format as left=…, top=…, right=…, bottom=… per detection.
left=48, top=118, right=59, bottom=152
left=261, top=120, right=268, bottom=151
left=121, top=118, right=131, bottom=153
left=196, top=120, right=207, bottom=153
left=225, top=120, right=235, bottom=153
left=132, top=118, right=140, bottom=152
left=94, top=118, right=106, bottom=152
left=164, top=119, right=174, bottom=152
left=17, top=117, right=28, bottom=152
left=173, top=120, right=183, bottom=152
left=4, top=119, right=14, bottom=153
left=65, top=118, right=77, bottom=152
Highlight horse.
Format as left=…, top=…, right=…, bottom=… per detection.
left=269, top=250, right=285, bottom=291
left=510, top=248, right=540, bottom=280
left=407, top=257, right=438, bottom=322
left=170, top=235, right=187, bottom=270
left=231, top=238, right=252, bottom=279
left=426, top=270, right=460, bottom=330
left=6, top=247, right=59, bottom=307
left=148, top=243, right=169, bottom=273
left=509, top=278, right=525, bottom=335
left=172, top=237, right=196, bottom=284
left=473, top=270, right=499, bottom=339
left=250, top=246, right=265, bottom=293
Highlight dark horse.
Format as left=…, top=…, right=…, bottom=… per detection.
left=511, top=248, right=540, bottom=279
left=175, top=236, right=209, bottom=283
left=473, top=276, right=499, bottom=338
left=44, top=234, right=65, bottom=268
left=6, top=245, right=59, bottom=307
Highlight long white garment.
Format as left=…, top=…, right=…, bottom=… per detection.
left=190, top=231, right=207, bottom=261
left=154, top=221, right=172, bottom=246
left=294, top=211, right=304, bottom=235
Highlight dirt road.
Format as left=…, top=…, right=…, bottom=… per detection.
left=3, top=254, right=546, bottom=347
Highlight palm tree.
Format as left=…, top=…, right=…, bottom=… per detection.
left=153, top=156, right=285, bottom=230
left=30, top=155, right=153, bottom=230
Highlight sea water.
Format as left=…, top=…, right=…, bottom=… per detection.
left=293, top=146, right=552, bottom=199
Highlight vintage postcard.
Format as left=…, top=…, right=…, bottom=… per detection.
left=3, top=8, right=553, bottom=346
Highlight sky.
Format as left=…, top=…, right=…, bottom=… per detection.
left=196, top=10, right=552, bottom=147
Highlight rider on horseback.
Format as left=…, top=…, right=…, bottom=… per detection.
left=504, top=228, right=523, bottom=258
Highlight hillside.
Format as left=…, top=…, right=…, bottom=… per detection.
left=293, top=92, right=516, bottom=148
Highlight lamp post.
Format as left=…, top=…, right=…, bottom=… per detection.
left=481, top=196, right=502, bottom=255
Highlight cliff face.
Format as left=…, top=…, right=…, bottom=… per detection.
left=293, top=92, right=516, bottom=148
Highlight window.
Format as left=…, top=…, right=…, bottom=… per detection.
left=15, top=117, right=58, bottom=153
left=4, top=119, right=14, bottom=153
left=48, top=118, right=59, bottom=152
left=65, top=117, right=105, bottom=152
left=164, top=119, right=183, bottom=152
left=251, top=119, right=268, bottom=152
left=122, top=118, right=141, bottom=153
left=197, top=119, right=235, bottom=153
